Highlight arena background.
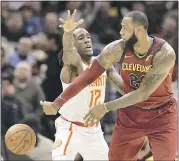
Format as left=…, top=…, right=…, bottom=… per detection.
left=1, top=1, right=178, bottom=160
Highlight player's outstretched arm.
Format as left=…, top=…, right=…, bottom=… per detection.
left=106, top=43, right=176, bottom=111
left=59, top=9, right=84, bottom=83
left=107, top=66, right=124, bottom=95
left=60, top=9, right=83, bottom=62
left=53, top=40, right=124, bottom=110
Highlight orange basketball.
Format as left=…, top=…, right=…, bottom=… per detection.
left=5, top=124, right=36, bottom=155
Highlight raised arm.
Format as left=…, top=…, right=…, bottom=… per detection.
left=106, top=43, right=175, bottom=111
left=59, top=9, right=84, bottom=83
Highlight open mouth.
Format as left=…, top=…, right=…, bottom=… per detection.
left=86, top=45, right=91, bottom=48
left=86, top=45, right=92, bottom=50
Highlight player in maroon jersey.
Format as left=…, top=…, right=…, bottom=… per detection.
left=41, top=11, right=177, bottom=160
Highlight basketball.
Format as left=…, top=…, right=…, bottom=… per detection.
left=5, top=124, right=36, bottom=155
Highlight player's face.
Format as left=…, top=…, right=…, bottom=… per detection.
left=120, top=17, right=138, bottom=51
left=73, top=28, right=93, bottom=57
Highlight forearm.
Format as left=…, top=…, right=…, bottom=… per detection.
left=54, top=60, right=105, bottom=107
left=107, top=68, right=124, bottom=95
left=108, top=78, right=124, bottom=95
left=63, top=31, right=74, bottom=53
left=106, top=88, right=146, bottom=111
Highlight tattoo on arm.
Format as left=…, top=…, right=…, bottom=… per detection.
left=105, top=43, right=176, bottom=111
left=97, top=40, right=124, bottom=69
left=139, top=43, right=176, bottom=97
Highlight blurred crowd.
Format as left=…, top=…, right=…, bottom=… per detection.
left=1, top=1, right=178, bottom=161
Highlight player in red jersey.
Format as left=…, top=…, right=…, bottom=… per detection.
left=41, top=11, right=177, bottom=160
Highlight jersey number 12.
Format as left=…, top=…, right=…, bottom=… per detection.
left=89, top=89, right=101, bottom=108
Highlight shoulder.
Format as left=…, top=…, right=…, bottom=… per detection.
left=154, top=42, right=175, bottom=62
left=102, top=39, right=124, bottom=54
left=29, top=80, right=43, bottom=90
left=96, top=39, right=125, bottom=69
left=152, top=42, right=175, bottom=72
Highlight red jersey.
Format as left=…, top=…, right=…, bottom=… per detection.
left=119, top=36, right=174, bottom=109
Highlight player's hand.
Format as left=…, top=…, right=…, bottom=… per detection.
left=40, top=101, right=59, bottom=115
left=59, top=9, right=84, bottom=32
left=83, top=104, right=107, bottom=126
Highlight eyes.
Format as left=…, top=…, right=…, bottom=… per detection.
left=78, top=35, right=91, bottom=40
left=121, top=25, right=128, bottom=31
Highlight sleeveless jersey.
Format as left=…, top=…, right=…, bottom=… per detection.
left=119, top=36, right=174, bottom=109
left=59, top=57, right=107, bottom=122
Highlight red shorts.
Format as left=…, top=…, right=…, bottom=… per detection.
left=109, top=98, right=178, bottom=161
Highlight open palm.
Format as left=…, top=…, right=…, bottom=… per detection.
left=59, top=9, right=84, bottom=32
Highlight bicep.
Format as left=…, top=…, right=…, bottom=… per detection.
left=139, top=45, right=175, bottom=96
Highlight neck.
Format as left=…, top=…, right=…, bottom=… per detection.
left=134, top=32, right=152, bottom=53
left=81, top=56, right=92, bottom=65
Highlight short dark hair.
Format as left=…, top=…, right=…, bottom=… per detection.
left=126, top=11, right=149, bottom=30
left=58, top=49, right=64, bottom=67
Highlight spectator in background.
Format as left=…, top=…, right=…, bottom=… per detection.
left=131, top=2, right=146, bottom=13
left=2, top=11, right=26, bottom=42
left=43, top=12, right=60, bottom=34
left=1, top=73, right=27, bottom=135
left=14, top=62, right=45, bottom=121
left=25, top=1, right=42, bottom=16
left=1, top=2, right=10, bottom=23
left=31, top=32, right=49, bottom=51
left=158, top=10, right=178, bottom=81
left=88, top=2, right=120, bottom=44
left=41, top=33, right=63, bottom=140
left=8, top=37, right=34, bottom=67
left=31, top=50, right=48, bottom=85
left=1, top=46, right=14, bottom=78
left=41, top=33, right=62, bottom=102
left=19, top=5, right=42, bottom=36
left=160, top=10, right=178, bottom=41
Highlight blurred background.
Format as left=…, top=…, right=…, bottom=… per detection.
left=1, top=1, right=178, bottom=161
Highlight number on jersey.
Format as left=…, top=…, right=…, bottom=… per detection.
left=128, top=73, right=145, bottom=90
left=89, top=89, right=101, bottom=108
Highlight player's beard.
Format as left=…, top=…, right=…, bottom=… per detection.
left=125, top=32, right=138, bottom=52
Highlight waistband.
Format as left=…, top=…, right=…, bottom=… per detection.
left=60, top=115, right=96, bottom=127
left=135, top=98, right=176, bottom=110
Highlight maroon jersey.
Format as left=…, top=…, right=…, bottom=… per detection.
left=119, top=36, right=174, bottom=109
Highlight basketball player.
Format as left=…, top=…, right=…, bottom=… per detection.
left=42, top=10, right=123, bottom=160
left=41, top=11, right=177, bottom=160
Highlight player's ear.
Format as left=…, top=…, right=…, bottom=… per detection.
left=134, top=25, right=141, bottom=36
